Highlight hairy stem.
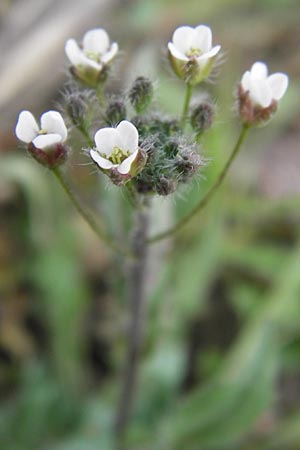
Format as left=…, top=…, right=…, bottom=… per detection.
left=52, top=167, right=130, bottom=256
left=148, top=125, right=250, bottom=243
left=114, top=199, right=150, bottom=447
left=181, top=83, right=193, bottom=128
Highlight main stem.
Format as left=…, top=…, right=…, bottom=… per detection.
left=114, top=199, right=150, bottom=447
left=52, top=167, right=130, bottom=256
left=148, top=125, right=250, bottom=243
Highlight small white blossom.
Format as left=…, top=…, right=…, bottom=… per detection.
left=90, top=121, right=140, bottom=176
left=15, top=110, right=67, bottom=149
left=241, top=62, right=288, bottom=108
left=168, top=25, right=221, bottom=85
left=65, top=28, right=118, bottom=86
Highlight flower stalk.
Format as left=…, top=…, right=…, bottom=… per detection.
left=148, top=124, right=250, bottom=243
left=181, top=83, right=193, bottom=128
left=52, top=166, right=131, bottom=256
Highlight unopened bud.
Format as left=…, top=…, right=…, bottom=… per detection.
left=129, top=77, right=153, bottom=114
left=164, top=138, right=179, bottom=158
left=176, top=149, right=202, bottom=181
left=155, top=176, right=178, bottom=196
left=105, top=98, right=127, bottom=125
left=66, top=91, right=89, bottom=127
left=190, top=101, right=214, bottom=134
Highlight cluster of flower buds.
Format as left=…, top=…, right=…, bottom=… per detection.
left=14, top=23, right=289, bottom=196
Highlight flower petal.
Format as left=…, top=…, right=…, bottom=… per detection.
left=83, top=28, right=110, bottom=55
left=40, top=111, right=67, bottom=141
left=194, top=25, right=212, bottom=52
left=33, top=133, right=62, bottom=149
left=251, top=62, right=268, bottom=79
left=101, top=42, right=118, bottom=64
left=268, top=73, right=289, bottom=101
left=117, top=121, right=139, bottom=154
left=118, top=149, right=138, bottom=174
left=168, top=42, right=188, bottom=61
left=196, top=44, right=221, bottom=61
left=94, top=127, right=122, bottom=156
left=249, top=77, right=272, bottom=108
left=172, top=26, right=195, bottom=54
left=241, top=71, right=251, bottom=91
left=65, top=39, right=84, bottom=65
left=15, top=110, right=39, bottom=143
left=90, top=149, right=114, bottom=169
left=65, top=39, right=101, bottom=70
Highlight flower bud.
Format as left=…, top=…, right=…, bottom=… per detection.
left=190, top=101, right=214, bottom=134
left=155, top=176, right=178, bottom=196
left=105, top=98, right=127, bottom=125
left=238, top=61, right=288, bottom=127
left=66, top=90, right=89, bottom=127
left=129, top=77, right=153, bottom=113
left=176, top=149, right=202, bottom=181
left=164, top=138, right=179, bottom=158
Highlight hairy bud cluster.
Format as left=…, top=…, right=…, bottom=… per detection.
left=131, top=113, right=202, bottom=196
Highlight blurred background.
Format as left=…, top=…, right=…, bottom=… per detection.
left=0, top=0, right=300, bottom=449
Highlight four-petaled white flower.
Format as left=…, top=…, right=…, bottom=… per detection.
left=238, top=62, right=289, bottom=126
left=241, top=62, right=288, bottom=108
left=15, top=110, right=67, bottom=148
left=65, top=28, right=118, bottom=87
left=90, top=121, right=146, bottom=181
left=168, top=25, right=221, bottom=85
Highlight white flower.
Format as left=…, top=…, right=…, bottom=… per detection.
left=241, top=62, right=289, bottom=108
left=90, top=121, right=141, bottom=176
left=168, top=25, right=221, bottom=84
left=65, top=28, right=118, bottom=86
left=15, top=110, right=67, bottom=149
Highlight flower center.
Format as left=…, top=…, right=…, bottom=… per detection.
left=103, top=146, right=130, bottom=165
left=186, top=47, right=203, bottom=58
left=85, top=51, right=101, bottom=63
left=39, top=129, right=48, bottom=135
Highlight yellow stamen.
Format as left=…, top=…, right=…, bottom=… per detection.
left=101, top=146, right=130, bottom=165
left=186, top=47, right=203, bottom=57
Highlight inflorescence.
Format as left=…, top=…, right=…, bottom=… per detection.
left=15, top=25, right=289, bottom=198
